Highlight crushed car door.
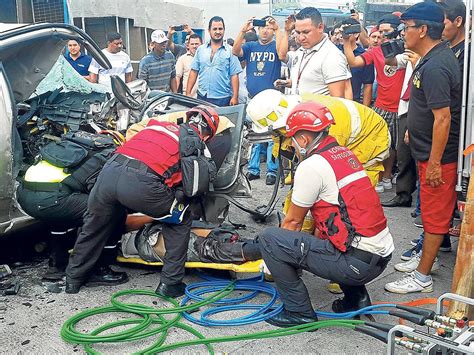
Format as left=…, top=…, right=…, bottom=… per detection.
left=0, top=63, right=27, bottom=234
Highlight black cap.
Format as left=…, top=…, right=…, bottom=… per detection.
left=378, top=14, right=401, bottom=28
left=400, top=2, right=445, bottom=23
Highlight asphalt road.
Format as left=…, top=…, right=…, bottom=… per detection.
left=0, top=173, right=458, bottom=354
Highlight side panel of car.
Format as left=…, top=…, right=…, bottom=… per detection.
left=0, top=63, right=16, bottom=233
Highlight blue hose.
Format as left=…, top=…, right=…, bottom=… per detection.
left=181, top=272, right=397, bottom=327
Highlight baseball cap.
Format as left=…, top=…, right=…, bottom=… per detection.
left=401, top=2, right=445, bottom=23
left=151, top=30, right=168, bottom=44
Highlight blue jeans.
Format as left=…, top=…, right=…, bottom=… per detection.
left=248, top=142, right=278, bottom=177
left=197, top=93, right=231, bottom=107
left=415, top=180, right=421, bottom=217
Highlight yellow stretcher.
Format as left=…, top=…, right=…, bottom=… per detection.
left=116, top=256, right=263, bottom=273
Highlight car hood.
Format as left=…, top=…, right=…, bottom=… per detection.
left=0, top=23, right=111, bottom=102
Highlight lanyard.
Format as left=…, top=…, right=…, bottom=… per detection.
left=296, top=50, right=317, bottom=88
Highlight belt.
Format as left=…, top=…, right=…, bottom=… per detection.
left=23, top=180, right=71, bottom=193
left=112, top=154, right=164, bottom=180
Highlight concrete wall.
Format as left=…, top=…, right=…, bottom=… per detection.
left=69, top=0, right=204, bottom=30
left=169, top=0, right=270, bottom=42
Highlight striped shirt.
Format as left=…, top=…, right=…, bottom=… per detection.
left=89, top=49, right=133, bottom=88
left=138, top=51, right=176, bottom=91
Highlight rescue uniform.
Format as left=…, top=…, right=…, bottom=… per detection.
left=66, top=120, right=214, bottom=286
left=18, top=149, right=113, bottom=270
left=259, top=136, right=394, bottom=316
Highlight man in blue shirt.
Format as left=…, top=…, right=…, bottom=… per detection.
left=232, top=16, right=286, bottom=185
left=138, top=30, right=177, bottom=92
left=186, top=16, right=242, bottom=106
left=64, top=40, right=92, bottom=81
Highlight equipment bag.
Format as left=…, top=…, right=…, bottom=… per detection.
left=179, top=124, right=217, bottom=197
left=40, top=140, right=88, bottom=168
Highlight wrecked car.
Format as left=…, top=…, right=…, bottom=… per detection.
left=0, top=23, right=278, bottom=236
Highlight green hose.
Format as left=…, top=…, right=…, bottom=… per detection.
left=60, top=284, right=363, bottom=354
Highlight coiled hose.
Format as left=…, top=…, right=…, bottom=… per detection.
left=61, top=274, right=395, bottom=354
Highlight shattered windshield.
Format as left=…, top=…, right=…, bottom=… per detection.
left=33, top=55, right=110, bottom=97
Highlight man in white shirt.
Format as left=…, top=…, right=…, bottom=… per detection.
left=278, top=7, right=350, bottom=97
left=258, top=101, right=394, bottom=328
left=89, top=32, right=133, bottom=88
left=176, top=34, right=202, bottom=98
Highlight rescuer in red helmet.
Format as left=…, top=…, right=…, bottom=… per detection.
left=258, top=101, right=394, bottom=328
left=64, top=105, right=224, bottom=297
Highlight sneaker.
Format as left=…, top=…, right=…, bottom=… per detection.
left=391, top=172, right=398, bottom=185
left=384, top=272, right=433, bottom=294
left=375, top=182, right=384, bottom=193
left=394, top=253, right=439, bottom=273
left=246, top=172, right=260, bottom=181
left=410, top=238, right=420, bottom=247
left=439, top=236, right=452, bottom=252
left=266, top=174, right=276, bottom=185
left=413, top=215, right=423, bottom=228
left=400, top=246, right=418, bottom=261
left=381, top=178, right=392, bottom=190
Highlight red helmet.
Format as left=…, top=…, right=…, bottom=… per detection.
left=186, top=105, right=220, bottom=139
left=285, top=102, right=335, bottom=137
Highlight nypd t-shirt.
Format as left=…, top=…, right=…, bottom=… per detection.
left=241, top=41, right=281, bottom=98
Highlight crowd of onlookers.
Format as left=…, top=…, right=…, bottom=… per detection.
left=62, top=0, right=468, bottom=295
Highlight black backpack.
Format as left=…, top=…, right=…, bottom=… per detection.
left=179, top=124, right=217, bottom=197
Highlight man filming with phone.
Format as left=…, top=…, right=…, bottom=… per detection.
left=233, top=16, right=288, bottom=185
left=339, top=18, right=374, bottom=106
left=343, top=15, right=406, bottom=193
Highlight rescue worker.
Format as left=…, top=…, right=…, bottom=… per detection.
left=17, top=135, right=122, bottom=283
left=257, top=102, right=394, bottom=327
left=246, top=89, right=390, bottom=186
left=65, top=106, right=221, bottom=296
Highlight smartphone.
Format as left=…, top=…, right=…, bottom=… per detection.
left=252, top=19, right=267, bottom=27
left=173, top=25, right=184, bottom=31
left=343, top=24, right=361, bottom=35
left=350, top=9, right=356, bottom=14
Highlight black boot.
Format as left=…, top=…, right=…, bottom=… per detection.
left=43, top=229, right=75, bottom=281
left=195, top=237, right=245, bottom=263
left=332, top=285, right=372, bottom=313
left=65, top=277, right=83, bottom=294
left=85, top=266, right=129, bottom=287
left=155, top=281, right=187, bottom=298
left=265, top=309, right=318, bottom=328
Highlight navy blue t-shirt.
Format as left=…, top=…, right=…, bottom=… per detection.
left=242, top=41, right=281, bottom=98
left=64, top=53, right=92, bottom=76
left=338, top=44, right=374, bottom=103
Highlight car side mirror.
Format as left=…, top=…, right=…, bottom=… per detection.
left=110, top=75, right=141, bottom=110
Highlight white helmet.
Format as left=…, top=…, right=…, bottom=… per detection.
left=246, top=89, right=301, bottom=133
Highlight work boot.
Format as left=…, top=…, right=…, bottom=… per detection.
left=265, top=309, right=318, bottom=328
left=155, top=281, right=187, bottom=298
left=85, top=266, right=129, bottom=287
left=332, top=285, right=372, bottom=313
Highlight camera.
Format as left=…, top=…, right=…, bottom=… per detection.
left=343, top=24, right=361, bottom=35
left=252, top=19, right=267, bottom=27
left=173, top=25, right=184, bottom=31
left=350, top=9, right=356, bottom=14
left=381, top=39, right=405, bottom=58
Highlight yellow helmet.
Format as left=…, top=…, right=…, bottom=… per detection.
left=246, top=89, right=300, bottom=133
